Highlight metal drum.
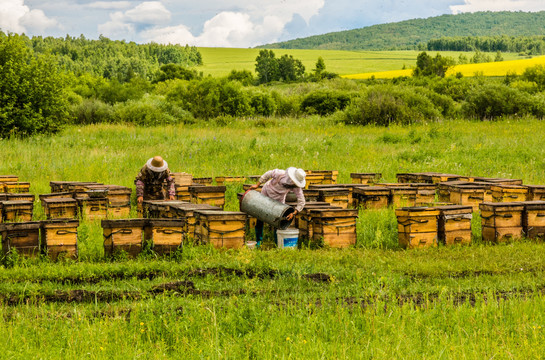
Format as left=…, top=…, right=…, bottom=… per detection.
left=240, top=190, right=294, bottom=230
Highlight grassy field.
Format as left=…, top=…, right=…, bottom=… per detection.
left=195, top=47, right=521, bottom=77
left=2, top=117, right=545, bottom=358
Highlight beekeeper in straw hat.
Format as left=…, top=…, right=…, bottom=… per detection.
left=249, top=167, right=306, bottom=246
left=135, top=155, right=176, bottom=204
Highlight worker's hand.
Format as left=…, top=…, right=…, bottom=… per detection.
left=137, top=196, right=144, bottom=204
left=249, top=184, right=260, bottom=190
left=169, top=195, right=176, bottom=200
left=286, top=210, right=297, bottom=221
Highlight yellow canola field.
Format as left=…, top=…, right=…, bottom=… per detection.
left=344, top=56, right=545, bottom=79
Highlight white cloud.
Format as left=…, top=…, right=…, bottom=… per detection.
left=86, top=1, right=132, bottom=10
left=0, top=0, right=59, bottom=34
left=125, top=1, right=171, bottom=25
left=98, top=11, right=134, bottom=38
left=451, top=0, right=545, bottom=14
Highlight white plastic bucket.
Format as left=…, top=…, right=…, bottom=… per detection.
left=246, top=241, right=257, bottom=249
left=276, top=228, right=299, bottom=249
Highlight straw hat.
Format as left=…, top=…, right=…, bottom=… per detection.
left=287, top=167, right=306, bottom=188
left=146, top=156, right=168, bottom=172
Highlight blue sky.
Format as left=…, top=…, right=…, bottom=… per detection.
left=2, top=0, right=545, bottom=47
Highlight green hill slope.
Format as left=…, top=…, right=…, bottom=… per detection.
left=259, top=11, right=545, bottom=50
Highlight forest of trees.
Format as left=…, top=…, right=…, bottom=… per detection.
left=427, top=35, right=545, bottom=54
left=261, top=11, right=545, bottom=51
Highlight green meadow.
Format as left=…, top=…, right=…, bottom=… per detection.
left=195, top=47, right=522, bottom=77
left=1, top=117, right=545, bottom=358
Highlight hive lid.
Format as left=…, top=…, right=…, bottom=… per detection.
left=101, top=218, right=148, bottom=228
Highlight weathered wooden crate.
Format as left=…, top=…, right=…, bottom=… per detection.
left=39, top=192, right=74, bottom=202
left=107, top=204, right=131, bottom=218
left=480, top=202, right=524, bottom=243
left=3, top=182, right=30, bottom=193
left=0, top=175, right=19, bottom=183
left=491, top=185, right=528, bottom=203
left=192, top=177, right=213, bottom=186
left=316, top=188, right=351, bottom=209
left=0, top=221, right=41, bottom=256
left=309, top=208, right=358, bottom=248
left=408, top=183, right=436, bottom=206
left=389, top=186, right=417, bottom=208
left=296, top=204, right=340, bottom=240
left=522, top=201, right=545, bottom=240
left=102, top=219, right=147, bottom=257
left=434, top=205, right=472, bottom=246
left=85, top=184, right=132, bottom=207
left=142, top=200, right=190, bottom=219
left=175, top=185, right=192, bottom=202
left=41, top=219, right=79, bottom=260
left=1, top=200, right=33, bottom=222
left=41, top=197, right=78, bottom=219
left=304, top=170, right=338, bottom=187
left=526, top=185, right=545, bottom=201
left=76, top=197, right=108, bottom=220
left=145, top=219, right=185, bottom=255
left=473, top=177, right=523, bottom=186
left=396, top=207, right=440, bottom=249
left=189, top=185, right=226, bottom=208
left=0, top=193, right=35, bottom=202
left=169, top=203, right=222, bottom=240
left=50, top=181, right=102, bottom=193
left=448, top=184, right=487, bottom=211
left=194, top=210, right=246, bottom=249
left=352, top=186, right=390, bottom=209
left=215, top=176, right=246, bottom=186
left=171, top=172, right=193, bottom=186
left=350, top=173, right=382, bottom=185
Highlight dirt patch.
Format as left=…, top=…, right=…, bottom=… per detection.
left=303, top=273, right=332, bottom=282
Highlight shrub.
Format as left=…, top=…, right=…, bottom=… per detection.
left=71, top=99, right=114, bottom=124
left=271, top=91, right=300, bottom=117
left=462, top=83, right=545, bottom=119
left=227, top=70, right=254, bottom=86
left=112, top=95, right=192, bottom=125
left=300, top=90, right=352, bottom=116
left=341, top=85, right=442, bottom=126
left=249, top=92, right=277, bottom=116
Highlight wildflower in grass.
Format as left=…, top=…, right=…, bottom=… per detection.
left=286, top=337, right=290, bottom=341
left=140, top=322, right=144, bottom=326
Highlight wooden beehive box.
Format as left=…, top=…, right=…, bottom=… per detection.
left=169, top=203, right=222, bottom=240
left=304, top=170, right=338, bottom=187
left=479, top=202, right=524, bottom=243
left=145, top=219, right=185, bottom=255
left=175, top=185, right=192, bottom=202
left=525, top=186, right=545, bottom=201
left=41, top=219, right=79, bottom=260
left=448, top=184, right=488, bottom=211
left=396, top=207, right=440, bottom=249
left=50, top=181, right=102, bottom=193
left=309, top=208, right=358, bottom=248
left=0, top=221, right=41, bottom=256
left=215, top=176, right=246, bottom=186
left=193, top=210, right=246, bottom=249
left=192, top=177, right=213, bottom=186
left=316, top=188, right=351, bottom=209
left=350, top=173, right=382, bottom=185
left=171, top=172, right=193, bottom=186
left=434, top=205, right=473, bottom=246
left=491, top=185, right=528, bottom=203
left=522, top=201, right=545, bottom=240
left=3, top=182, right=30, bottom=193
left=473, top=177, right=523, bottom=186
left=352, top=186, right=390, bottom=209
left=389, top=186, right=417, bottom=208
left=41, top=197, right=78, bottom=219
left=0, top=175, right=19, bottom=183
left=295, top=204, right=339, bottom=240
left=86, top=185, right=132, bottom=206
left=76, top=196, right=108, bottom=220
left=408, top=183, right=436, bottom=206
left=1, top=200, right=33, bottom=222
left=102, top=219, right=147, bottom=257
left=143, top=200, right=189, bottom=219
left=189, top=185, right=226, bottom=209
left=0, top=193, right=35, bottom=202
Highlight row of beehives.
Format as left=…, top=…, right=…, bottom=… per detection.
left=396, top=201, right=545, bottom=249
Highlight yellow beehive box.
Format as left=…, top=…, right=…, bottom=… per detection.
left=76, top=197, right=108, bottom=220
left=0, top=221, right=41, bottom=256
left=522, top=201, right=545, bottom=240
left=1, top=200, right=33, bottom=222
left=145, top=219, right=185, bottom=255
left=389, top=186, right=417, bottom=208
left=526, top=185, right=545, bottom=201
left=102, top=219, right=147, bottom=257
left=316, top=187, right=351, bottom=209
left=396, top=207, right=440, bottom=249
left=434, top=205, right=473, bottom=246
left=491, top=185, right=528, bottom=202
left=309, top=208, right=358, bottom=248
left=41, top=219, right=79, bottom=260
left=171, top=172, right=193, bottom=186
left=194, top=210, right=246, bottom=249
left=3, top=182, right=30, bottom=193
left=41, top=197, right=78, bottom=219
left=479, top=202, right=524, bottom=228
left=189, top=185, right=226, bottom=209
left=350, top=173, right=382, bottom=185
left=352, top=186, right=390, bottom=209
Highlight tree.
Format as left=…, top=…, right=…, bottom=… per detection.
left=0, top=33, right=70, bottom=137
left=153, top=63, right=199, bottom=83
left=255, top=49, right=279, bottom=84
left=413, top=52, right=453, bottom=78
left=277, top=54, right=305, bottom=82
left=313, top=57, right=326, bottom=78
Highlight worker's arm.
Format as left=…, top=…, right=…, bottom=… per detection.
left=286, top=187, right=305, bottom=221
left=249, top=169, right=276, bottom=190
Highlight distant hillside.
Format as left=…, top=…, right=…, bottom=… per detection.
left=259, top=11, right=545, bottom=51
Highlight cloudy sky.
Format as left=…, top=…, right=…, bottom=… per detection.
left=1, top=0, right=545, bottom=47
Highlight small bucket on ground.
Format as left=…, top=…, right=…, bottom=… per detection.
left=276, top=228, right=299, bottom=249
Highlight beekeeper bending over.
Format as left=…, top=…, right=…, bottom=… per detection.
left=249, top=167, right=306, bottom=246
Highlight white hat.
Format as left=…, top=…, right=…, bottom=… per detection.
left=287, top=167, right=306, bottom=188
left=146, top=156, right=168, bottom=172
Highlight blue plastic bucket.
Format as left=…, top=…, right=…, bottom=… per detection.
left=276, top=228, right=299, bottom=249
